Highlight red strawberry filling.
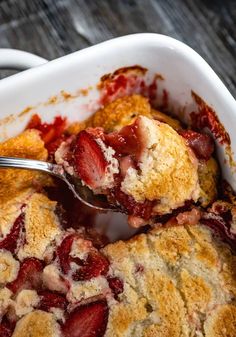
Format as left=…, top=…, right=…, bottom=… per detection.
left=107, top=277, right=124, bottom=298
left=57, top=234, right=77, bottom=275
left=7, top=258, right=44, bottom=293
left=38, top=291, right=68, bottom=312
left=72, top=251, right=109, bottom=281
left=62, top=300, right=108, bottom=337
left=179, top=130, right=214, bottom=160
left=105, top=120, right=143, bottom=159
left=0, top=324, right=12, bottom=337
left=201, top=202, right=236, bottom=248
left=0, top=213, right=25, bottom=253
left=27, top=114, right=67, bottom=158
left=57, top=234, right=109, bottom=281
left=108, top=187, right=154, bottom=220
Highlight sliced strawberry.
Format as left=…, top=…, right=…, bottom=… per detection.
left=179, top=130, right=214, bottom=160
left=0, top=213, right=24, bottom=253
left=38, top=291, right=68, bottom=311
left=72, top=130, right=108, bottom=189
left=72, top=251, right=109, bottom=281
left=0, top=324, right=11, bottom=337
left=57, top=234, right=77, bottom=274
left=7, top=257, right=43, bottom=293
left=62, top=300, right=108, bottom=337
left=105, top=118, right=144, bottom=160
left=107, top=277, right=123, bottom=297
left=0, top=318, right=15, bottom=337
left=57, top=234, right=109, bottom=280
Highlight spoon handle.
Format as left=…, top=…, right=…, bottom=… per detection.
left=0, top=156, right=63, bottom=178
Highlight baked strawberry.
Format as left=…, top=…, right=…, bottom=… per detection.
left=62, top=300, right=108, bottom=337
left=0, top=213, right=24, bottom=253
left=57, top=234, right=109, bottom=280
left=105, top=121, right=141, bottom=158
left=27, top=114, right=67, bottom=145
left=7, top=257, right=43, bottom=293
left=38, top=290, right=68, bottom=311
left=72, top=251, right=109, bottom=281
left=179, top=130, right=214, bottom=160
left=72, top=131, right=108, bottom=189
left=57, top=234, right=77, bottom=274
left=109, top=187, right=154, bottom=219
left=0, top=325, right=11, bottom=337
left=107, top=277, right=123, bottom=297
left=0, top=326, right=11, bottom=337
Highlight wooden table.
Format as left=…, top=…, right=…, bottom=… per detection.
left=0, top=0, right=235, bottom=97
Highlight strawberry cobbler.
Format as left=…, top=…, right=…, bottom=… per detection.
left=0, top=94, right=235, bottom=337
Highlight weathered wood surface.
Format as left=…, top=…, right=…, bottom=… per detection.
left=0, top=0, right=235, bottom=97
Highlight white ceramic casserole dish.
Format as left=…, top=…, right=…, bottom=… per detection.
left=0, top=33, right=235, bottom=190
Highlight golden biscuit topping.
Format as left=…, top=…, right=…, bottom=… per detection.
left=121, top=116, right=200, bottom=212
left=102, top=224, right=236, bottom=336
left=0, top=129, right=52, bottom=205
left=198, top=157, right=219, bottom=207
left=89, top=95, right=152, bottom=132
left=0, top=189, right=33, bottom=238
left=0, top=250, right=19, bottom=284
left=0, top=287, right=12, bottom=316
left=14, top=290, right=39, bottom=317
left=17, top=193, right=61, bottom=261
left=12, top=310, right=60, bottom=337
left=180, top=269, right=212, bottom=314
left=204, top=304, right=236, bottom=337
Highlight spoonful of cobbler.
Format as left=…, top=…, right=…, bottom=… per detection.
left=0, top=114, right=215, bottom=228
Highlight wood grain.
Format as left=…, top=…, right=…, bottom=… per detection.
left=0, top=0, right=235, bottom=96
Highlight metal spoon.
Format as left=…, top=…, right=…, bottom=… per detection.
left=0, top=156, right=117, bottom=212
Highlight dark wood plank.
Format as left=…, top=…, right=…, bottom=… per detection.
left=0, top=0, right=235, bottom=97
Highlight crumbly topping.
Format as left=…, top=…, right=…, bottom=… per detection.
left=121, top=116, right=200, bottom=213
left=70, top=237, right=93, bottom=260
left=12, top=310, right=60, bottom=337
left=0, top=129, right=52, bottom=205
left=94, top=138, right=119, bottom=190
left=102, top=223, right=236, bottom=336
left=198, top=157, right=219, bottom=207
left=89, top=95, right=152, bottom=132
left=14, top=290, right=39, bottom=317
left=0, top=250, right=19, bottom=284
left=54, top=137, right=75, bottom=176
left=180, top=269, right=212, bottom=314
left=17, top=193, right=61, bottom=261
left=42, top=264, right=68, bottom=294
left=204, top=304, right=236, bottom=337
left=50, top=307, right=65, bottom=323
left=67, top=276, right=109, bottom=303
left=0, top=189, right=32, bottom=238
left=0, top=287, right=12, bottom=316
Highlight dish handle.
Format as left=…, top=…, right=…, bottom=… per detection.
left=0, top=49, right=47, bottom=70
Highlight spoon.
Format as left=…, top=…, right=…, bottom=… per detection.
left=0, top=156, right=117, bottom=212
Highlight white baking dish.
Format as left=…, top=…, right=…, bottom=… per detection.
left=0, top=33, right=235, bottom=190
